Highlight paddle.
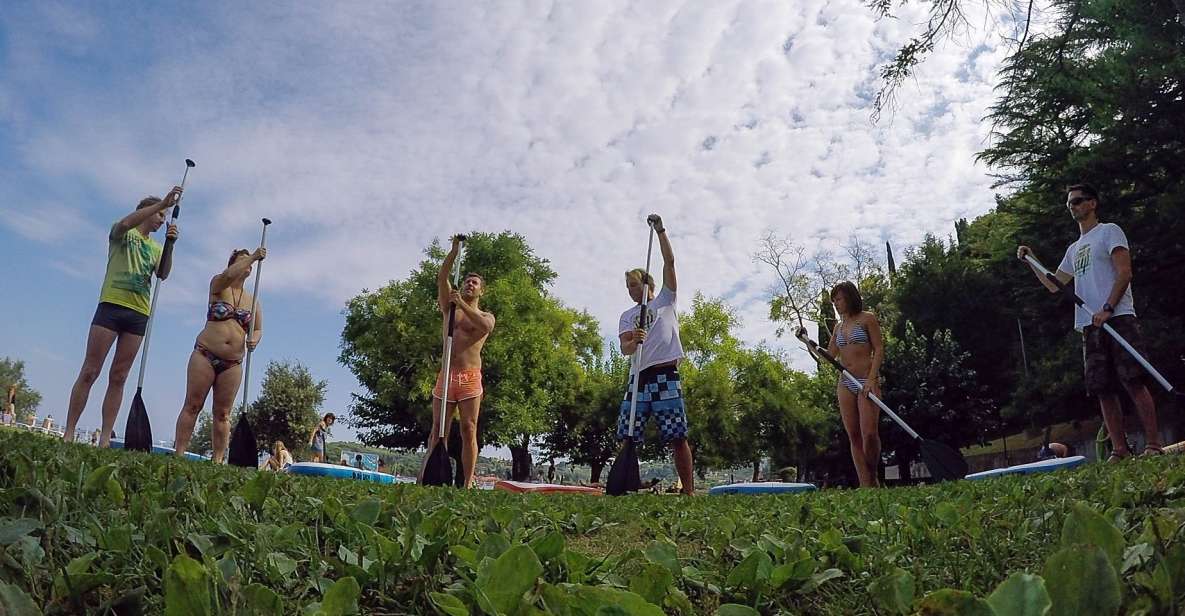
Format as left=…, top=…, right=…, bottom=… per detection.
left=1022, top=254, right=1183, bottom=399
left=606, top=221, right=657, bottom=496
left=796, top=328, right=969, bottom=481
left=124, top=159, right=194, bottom=452
left=228, top=218, right=270, bottom=467
left=422, top=235, right=466, bottom=486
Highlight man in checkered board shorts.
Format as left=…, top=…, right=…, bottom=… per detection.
left=617, top=214, right=695, bottom=495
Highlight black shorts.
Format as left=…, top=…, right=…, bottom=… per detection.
left=91, top=302, right=149, bottom=336
left=1082, top=315, right=1146, bottom=396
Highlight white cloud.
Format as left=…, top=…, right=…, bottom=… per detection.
left=5, top=0, right=1009, bottom=373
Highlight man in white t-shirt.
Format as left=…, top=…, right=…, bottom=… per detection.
left=1018, top=183, right=1162, bottom=460
left=617, top=214, right=695, bottom=495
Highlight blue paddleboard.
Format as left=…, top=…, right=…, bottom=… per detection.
left=288, top=462, right=399, bottom=484
left=709, top=482, right=817, bottom=495
left=108, top=438, right=211, bottom=461
left=965, top=455, right=1086, bottom=480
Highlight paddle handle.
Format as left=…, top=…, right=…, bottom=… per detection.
left=626, top=224, right=657, bottom=436
left=437, top=237, right=465, bottom=438
left=134, top=277, right=166, bottom=388
left=1023, top=254, right=1176, bottom=394
left=796, top=329, right=920, bottom=440
left=240, top=222, right=270, bottom=415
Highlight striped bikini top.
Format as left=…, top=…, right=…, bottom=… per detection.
left=835, top=321, right=869, bottom=347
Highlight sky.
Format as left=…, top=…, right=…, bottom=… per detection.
left=0, top=1, right=1011, bottom=451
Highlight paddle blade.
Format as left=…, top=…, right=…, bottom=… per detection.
left=919, top=438, right=968, bottom=481
left=123, top=389, right=153, bottom=452
left=421, top=442, right=453, bottom=486
left=227, top=415, right=258, bottom=467
left=605, top=439, right=641, bottom=496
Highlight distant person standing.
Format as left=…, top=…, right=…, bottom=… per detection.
left=1018, top=183, right=1163, bottom=461
left=309, top=413, right=336, bottom=462
left=62, top=188, right=182, bottom=446
left=3, top=384, right=15, bottom=425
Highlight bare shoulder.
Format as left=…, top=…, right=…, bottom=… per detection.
left=860, top=311, right=879, bottom=325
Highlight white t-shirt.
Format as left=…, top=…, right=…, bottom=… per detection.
left=618, top=286, right=684, bottom=371
left=1057, top=222, right=1135, bottom=331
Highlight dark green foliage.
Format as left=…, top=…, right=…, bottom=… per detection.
left=244, top=360, right=326, bottom=456
left=0, top=358, right=41, bottom=423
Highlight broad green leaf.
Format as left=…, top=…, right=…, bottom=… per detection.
left=801, top=568, right=844, bottom=593
left=105, top=477, right=125, bottom=505
left=567, top=586, right=664, bottom=616
left=0, top=518, right=41, bottom=546
left=475, top=544, right=543, bottom=615
left=629, top=563, right=672, bottom=605
left=933, top=502, right=960, bottom=526
left=644, top=539, right=680, bottom=576
left=145, top=545, right=170, bottom=573
left=241, top=472, right=275, bottom=511
left=320, top=577, right=360, bottom=615
left=1060, top=502, right=1124, bottom=570
left=1042, top=545, right=1120, bottom=616
left=1121, top=543, right=1154, bottom=574
left=868, top=567, right=915, bottom=615
left=451, top=545, right=479, bottom=567
left=350, top=499, right=381, bottom=526
left=269, top=552, right=299, bottom=579
left=243, top=583, right=283, bottom=616
left=0, top=582, right=42, bottom=616
left=430, top=592, right=469, bottom=616
left=530, top=531, right=566, bottom=562
left=916, top=589, right=994, bottom=615
left=476, top=533, right=511, bottom=562
left=985, top=573, right=1050, bottom=616
left=165, top=554, right=212, bottom=616
left=725, top=550, right=773, bottom=590
left=217, top=555, right=240, bottom=584
left=715, top=605, right=760, bottom=616
left=84, top=463, right=117, bottom=495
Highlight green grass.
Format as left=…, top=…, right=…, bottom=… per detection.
left=2, top=430, right=1185, bottom=615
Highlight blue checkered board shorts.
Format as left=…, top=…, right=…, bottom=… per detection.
left=617, top=365, right=689, bottom=443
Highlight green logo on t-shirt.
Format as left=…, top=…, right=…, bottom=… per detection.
left=1073, top=244, right=1091, bottom=277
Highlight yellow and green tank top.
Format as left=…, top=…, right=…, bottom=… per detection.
left=99, top=225, right=163, bottom=316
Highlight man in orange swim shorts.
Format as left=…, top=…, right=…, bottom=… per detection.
left=419, top=235, right=495, bottom=488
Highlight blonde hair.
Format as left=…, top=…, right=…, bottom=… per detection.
left=624, top=268, right=655, bottom=288
left=271, top=440, right=287, bottom=457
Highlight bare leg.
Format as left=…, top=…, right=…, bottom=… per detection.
left=857, top=393, right=882, bottom=486
left=1125, top=383, right=1161, bottom=449
left=173, top=351, right=215, bottom=455
left=98, top=331, right=144, bottom=447
left=63, top=326, right=119, bottom=441
left=837, top=385, right=871, bottom=487
left=418, top=397, right=456, bottom=481
left=671, top=438, right=694, bottom=495
left=457, top=395, right=482, bottom=488
left=209, top=363, right=244, bottom=464
left=1098, top=393, right=1131, bottom=457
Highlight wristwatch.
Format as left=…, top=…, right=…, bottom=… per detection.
left=1102, top=303, right=1114, bottom=313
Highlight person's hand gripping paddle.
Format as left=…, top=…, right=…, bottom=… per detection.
left=124, top=159, right=195, bottom=452
left=796, top=327, right=969, bottom=481
left=228, top=218, right=270, bottom=467
left=422, top=235, right=466, bottom=486
left=606, top=219, right=657, bottom=496
left=1021, top=253, right=1183, bottom=400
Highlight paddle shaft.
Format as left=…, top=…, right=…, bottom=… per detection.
left=1023, top=254, right=1176, bottom=394
left=798, top=331, right=921, bottom=440
left=438, top=239, right=465, bottom=438
left=627, top=224, right=657, bottom=437
left=134, top=164, right=192, bottom=389
left=239, top=221, right=270, bottom=415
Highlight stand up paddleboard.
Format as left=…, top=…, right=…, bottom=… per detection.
left=494, top=481, right=602, bottom=495
left=109, top=438, right=210, bottom=462
left=287, top=462, right=403, bottom=485
left=965, top=456, right=1086, bottom=480
left=709, top=482, right=817, bottom=495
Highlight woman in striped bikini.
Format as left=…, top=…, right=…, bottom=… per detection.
left=173, top=247, right=266, bottom=462
left=826, top=281, right=885, bottom=488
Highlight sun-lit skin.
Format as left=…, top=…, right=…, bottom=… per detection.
left=826, top=286, right=884, bottom=488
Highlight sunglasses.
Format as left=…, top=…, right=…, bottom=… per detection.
left=1067, top=196, right=1093, bottom=206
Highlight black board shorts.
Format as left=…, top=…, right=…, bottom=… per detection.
left=91, top=302, right=149, bottom=336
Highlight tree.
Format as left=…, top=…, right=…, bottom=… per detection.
left=0, top=358, right=41, bottom=424
left=542, top=349, right=629, bottom=484
left=189, top=410, right=214, bottom=456
left=881, top=323, right=994, bottom=480
left=340, top=232, right=602, bottom=480
left=246, top=360, right=326, bottom=455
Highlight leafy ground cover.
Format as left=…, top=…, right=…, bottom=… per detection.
left=2, top=430, right=1185, bottom=615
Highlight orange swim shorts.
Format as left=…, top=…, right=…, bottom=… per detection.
left=432, top=368, right=483, bottom=402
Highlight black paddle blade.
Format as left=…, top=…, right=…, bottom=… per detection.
left=605, top=439, right=641, bottom=496
left=919, top=439, right=968, bottom=481
left=422, top=442, right=453, bottom=486
left=123, top=389, right=153, bottom=452
left=227, top=415, right=257, bottom=467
